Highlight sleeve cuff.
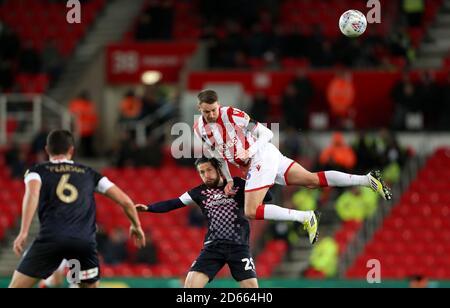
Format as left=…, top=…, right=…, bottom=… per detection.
left=24, top=172, right=41, bottom=184
left=96, top=177, right=115, bottom=194
left=179, top=192, right=194, bottom=206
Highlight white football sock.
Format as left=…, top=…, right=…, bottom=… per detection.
left=323, top=171, right=370, bottom=187
left=262, top=204, right=312, bottom=223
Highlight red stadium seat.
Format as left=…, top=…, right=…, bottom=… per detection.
left=347, top=148, right=450, bottom=279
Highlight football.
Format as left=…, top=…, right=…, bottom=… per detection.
left=339, top=9, right=367, bottom=37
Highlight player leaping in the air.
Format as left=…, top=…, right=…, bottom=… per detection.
left=9, top=130, right=145, bottom=288
left=193, top=90, right=392, bottom=245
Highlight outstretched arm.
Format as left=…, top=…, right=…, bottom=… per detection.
left=136, top=198, right=187, bottom=213
left=13, top=179, right=41, bottom=256
left=136, top=191, right=196, bottom=212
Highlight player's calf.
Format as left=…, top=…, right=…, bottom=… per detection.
left=9, top=271, right=39, bottom=288
left=79, top=281, right=99, bottom=288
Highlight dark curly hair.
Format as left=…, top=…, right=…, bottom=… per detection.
left=194, top=157, right=222, bottom=174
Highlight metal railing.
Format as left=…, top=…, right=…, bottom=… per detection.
left=338, top=155, right=425, bottom=277
left=0, top=94, right=73, bottom=145
left=119, top=103, right=176, bottom=146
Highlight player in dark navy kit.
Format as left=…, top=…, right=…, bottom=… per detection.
left=136, top=157, right=271, bottom=288
left=9, top=130, right=145, bottom=288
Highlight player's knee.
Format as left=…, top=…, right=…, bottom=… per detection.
left=244, top=207, right=256, bottom=220
left=239, top=279, right=258, bottom=288
left=184, top=271, right=197, bottom=288
left=306, top=173, right=321, bottom=188
left=184, top=278, right=193, bottom=288
left=79, top=281, right=98, bottom=288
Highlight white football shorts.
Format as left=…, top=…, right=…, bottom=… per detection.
left=244, top=143, right=296, bottom=192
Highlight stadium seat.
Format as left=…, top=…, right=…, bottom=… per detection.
left=347, top=148, right=450, bottom=279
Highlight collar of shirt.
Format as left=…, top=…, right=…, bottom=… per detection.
left=50, top=159, right=74, bottom=164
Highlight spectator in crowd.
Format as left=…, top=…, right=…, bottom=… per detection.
left=389, top=26, right=413, bottom=60
left=135, top=0, right=174, bottom=40
left=439, top=72, right=450, bottom=130
left=96, top=225, right=110, bottom=257
left=282, top=127, right=301, bottom=160
left=334, top=36, right=362, bottom=67
left=311, top=41, right=335, bottom=68
left=233, top=50, right=251, bottom=69
left=335, top=187, right=378, bottom=222
left=319, top=132, right=357, bottom=172
left=309, top=237, right=339, bottom=278
left=223, top=21, right=246, bottom=68
left=282, top=84, right=301, bottom=130
left=378, top=130, right=406, bottom=166
left=417, top=71, right=440, bottom=130
left=133, top=139, right=163, bottom=167
left=111, top=130, right=138, bottom=167
left=391, top=72, right=420, bottom=130
left=0, top=24, right=20, bottom=61
left=30, top=126, right=50, bottom=163
left=119, top=90, right=143, bottom=123
left=0, top=60, right=13, bottom=91
left=292, top=188, right=318, bottom=212
left=290, top=69, right=314, bottom=129
left=135, top=13, right=152, bottom=41
left=250, top=92, right=270, bottom=124
left=247, top=24, right=271, bottom=58
left=42, top=40, right=64, bottom=83
left=5, top=143, right=28, bottom=179
left=69, top=91, right=98, bottom=157
left=141, top=85, right=164, bottom=119
left=103, top=228, right=128, bottom=265
left=377, top=130, right=406, bottom=185
left=402, top=0, right=425, bottom=27
left=283, top=26, right=307, bottom=58
left=135, top=234, right=158, bottom=265
left=353, top=132, right=377, bottom=174
left=19, top=41, right=42, bottom=74
left=326, top=70, right=355, bottom=129
left=0, top=25, right=19, bottom=91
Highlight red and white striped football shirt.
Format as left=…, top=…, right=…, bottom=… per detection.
left=194, top=106, right=257, bottom=167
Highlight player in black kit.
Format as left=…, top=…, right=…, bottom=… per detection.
left=136, top=157, right=271, bottom=288
left=9, top=130, right=146, bottom=288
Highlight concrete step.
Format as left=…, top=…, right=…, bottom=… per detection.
left=413, top=58, right=443, bottom=69
left=419, top=42, right=450, bottom=57
left=444, top=0, right=450, bottom=10
left=289, top=248, right=312, bottom=261
left=276, top=260, right=310, bottom=277
left=436, top=13, right=450, bottom=25
left=429, top=28, right=450, bottom=40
